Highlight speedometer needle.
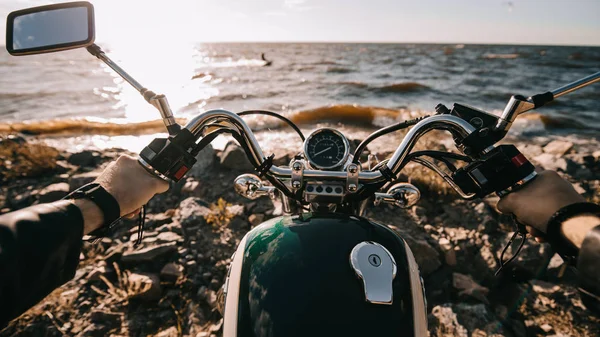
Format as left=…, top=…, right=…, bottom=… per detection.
left=313, top=147, right=332, bottom=156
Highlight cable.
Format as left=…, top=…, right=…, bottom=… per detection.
left=352, top=116, right=429, bottom=164
left=238, top=110, right=305, bottom=141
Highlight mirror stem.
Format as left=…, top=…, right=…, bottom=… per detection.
left=86, top=44, right=180, bottom=135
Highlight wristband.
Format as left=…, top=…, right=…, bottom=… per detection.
left=545, top=202, right=600, bottom=263
left=65, top=183, right=121, bottom=234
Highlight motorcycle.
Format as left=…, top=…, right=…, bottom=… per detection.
left=6, top=2, right=600, bottom=336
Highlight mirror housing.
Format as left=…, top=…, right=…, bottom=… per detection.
left=6, top=1, right=95, bottom=56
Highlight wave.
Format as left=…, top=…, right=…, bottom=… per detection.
left=0, top=118, right=187, bottom=136
left=373, top=82, right=430, bottom=93
left=326, top=66, right=354, bottom=74
left=483, top=53, right=519, bottom=59
left=2, top=106, right=592, bottom=138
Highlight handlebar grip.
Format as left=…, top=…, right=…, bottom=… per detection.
left=452, top=145, right=536, bottom=198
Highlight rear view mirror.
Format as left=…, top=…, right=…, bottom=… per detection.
left=6, top=1, right=95, bottom=56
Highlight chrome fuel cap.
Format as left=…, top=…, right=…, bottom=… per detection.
left=350, top=241, right=397, bottom=305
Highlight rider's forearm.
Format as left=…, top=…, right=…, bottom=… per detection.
left=561, top=215, right=600, bottom=249
left=0, top=202, right=84, bottom=328
left=576, top=223, right=600, bottom=314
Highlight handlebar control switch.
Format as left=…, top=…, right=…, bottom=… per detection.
left=451, top=145, right=536, bottom=198
left=374, top=183, right=421, bottom=208
left=139, top=129, right=198, bottom=182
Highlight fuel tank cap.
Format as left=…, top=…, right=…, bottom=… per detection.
left=350, top=241, right=397, bottom=305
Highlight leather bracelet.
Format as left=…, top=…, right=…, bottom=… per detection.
left=545, top=202, right=600, bottom=263
left=65, top=183, right=121, bottom=230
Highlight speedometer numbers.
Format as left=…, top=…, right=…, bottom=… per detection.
left=303, top=128, right=350, bottom=170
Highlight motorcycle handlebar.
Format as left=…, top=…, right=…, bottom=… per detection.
left=183, top=110, right=477, bottom=185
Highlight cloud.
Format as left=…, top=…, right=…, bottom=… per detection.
left=283, top=0, right=318, bottom=11
left=264, top=11, right=286, bottom=17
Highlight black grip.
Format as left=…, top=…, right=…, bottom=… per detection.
left=530, top=91, right=554, bottom=108
left=452, top=145, right=535, bottom=198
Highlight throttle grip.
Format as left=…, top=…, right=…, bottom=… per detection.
left=452, top=145, right=536, bottom=198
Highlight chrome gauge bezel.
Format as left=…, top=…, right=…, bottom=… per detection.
left=303, top=128, right=350, bottom=170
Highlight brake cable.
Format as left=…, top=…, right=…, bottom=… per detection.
left=238, top=110, right=305, bottom=141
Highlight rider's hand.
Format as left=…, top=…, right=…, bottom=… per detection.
left=496, top=170, right=585, bottom=235
left=73, top=155, right=169, bottom=234
left=96, top=155, right=170, bottom=216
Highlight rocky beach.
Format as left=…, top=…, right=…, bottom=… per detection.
left=0, top=129, right=599, bottom=337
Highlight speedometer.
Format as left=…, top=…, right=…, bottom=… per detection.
left=303, top=128, right=350, bottom=170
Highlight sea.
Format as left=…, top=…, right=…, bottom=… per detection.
left=0, top=43, right=598, bottom=152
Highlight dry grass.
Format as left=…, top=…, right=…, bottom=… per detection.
left=205, top=198, right=235, bottom=228
left=0, top=136, right=59, bottom=181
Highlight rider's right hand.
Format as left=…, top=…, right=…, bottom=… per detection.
left=496, top=170, right=585, bottom=236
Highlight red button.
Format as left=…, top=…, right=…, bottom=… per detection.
left=174, top=165, right=189, bottom=180
left=511, top=153, right=528, bottom=167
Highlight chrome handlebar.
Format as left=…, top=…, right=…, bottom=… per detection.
left=184, top=110, right=477, bottom=185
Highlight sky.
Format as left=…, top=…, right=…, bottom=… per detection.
left=1, top=0, right=599, bottom=46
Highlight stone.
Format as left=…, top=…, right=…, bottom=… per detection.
left=248, top=214, right=265, bottom=227
left=402, top=233, right=441, bottom=276
left=121, top=242, right=177, bottom=263
left=519, top=144, right=543, bottom=158
left=428, top=305, right=468, bottom=337
left=188, top=144, right=215, bottom=178
left=160, top=263, right=184, bottom=282
left=128, top=272, right=162, bottom=301
left=182, top=180, right=200, bottom=193
left=227, top=204, right=245, bottom=217
left=156, top=232, right=184, bottom=243
left=67, top=150, right=98, bottom=167
left=90, top=310, right=121, bottom=325
left=153, top=326, right=179, bottom=337
left=88, top=266, right=109, bottom=282
left=219, top=142, right=254, bottom=170
left=178, top=197, right=212, bottom=228
left=540, top=324, right=553, bottom=333
left=543, top=140, right=573, bottom=156
left=79, top=323, right=109, bottom=337
left=196, top=332, right=210, bottom=337
left=146, top=213, right=173, bottom=229
left=68, top=171, right=100, bottom=191
left=210, top=319, right=223, bottom=332
left=452, top=273, right=489, bottom=303
left=533, top=153, right=567, bottom=171
left=38, top=182, right=70, bottom=203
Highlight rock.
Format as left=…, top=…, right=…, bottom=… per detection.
left=88, top=266, right=109, bottom=282
left=210, top=318, right=223, bottom=332
left=67, top=150, right=98, bottom=167
left=38, top=182, right=70, bottom=203
left=543, top=140, right=573, bottom=156
left=196, top=332, right=210, bottom=337
left=533, top=153, right=567, bottom=171
left=248, top=214, right=265, bottom=226
left=210, top=278, right=221, bottom=290
left=188, top=144, right=215, bottom=178
left=412, top=205, right=427, bottom=218
left=182, top=180, right=200, bottom=193
left=453, top=304, right=494, bottom=334
left=160, top=263, right=184, bottom=282
left=90, top=310, right=121, bottom=325
left=146, top=213, right=173, bottom=229
left=227, top=204, right=244, bottom=217
left=428, top=305, right=468, bottom=337
left=128, top=272, right=162, bottom=301
left=219, top=142, right=254, bottom=170
left=153, top=326, right=179, bottom=337
left=439, top=238, right=457, bottom=266
left=452, top=273, right=489, bottom=303
left=402, top=233, right=441, bottom=276
left=78, top=323, right=109, bottom=337
left=68, top=171, right=100, bottom=191
left=540, top=324, right=553, bottom=333
left=519, top=144, right=543, bottom=158
left=178, top=197, right=213, bottom=228
left=121, top=242, right=177, bottom=263
left=8, top=191, right=34, bottom=209
left=156, top=231, right=184, bottom=243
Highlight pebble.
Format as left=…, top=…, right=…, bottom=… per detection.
left=248, top=214, right=265, bottom=226
left=121, top=242, right=178, bottom=264
left=128, top=273, right=162, bottom=301
left=543, top=140, right=573, bottom=156
left=160, top=263, right=184, bottom=281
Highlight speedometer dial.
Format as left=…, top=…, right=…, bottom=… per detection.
left=304, top=128, right=350, bottom=170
